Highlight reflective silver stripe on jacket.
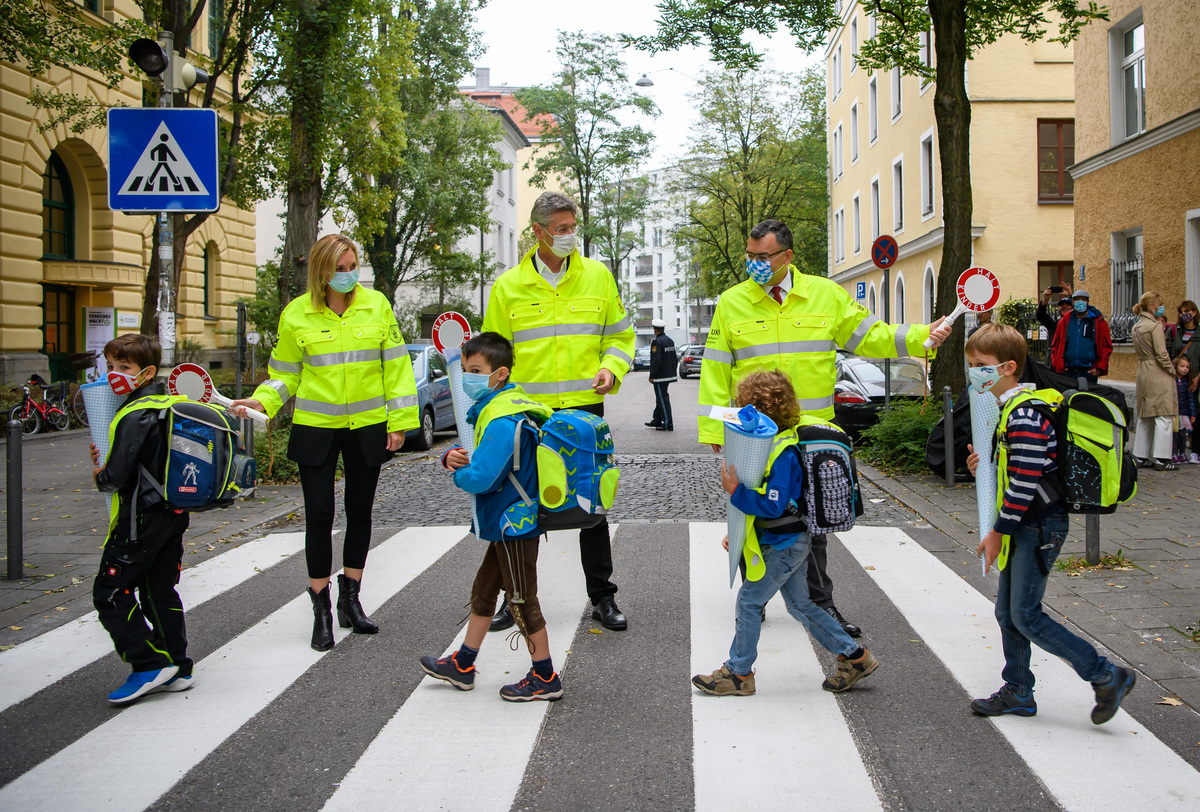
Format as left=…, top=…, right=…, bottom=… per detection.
left=602, top=347, right=633, bottom=366
left=511, top=323, right=604, bottom=344
left=382, top=345, right=408, bottom=362
left=264, top=378, right=291, bottom=399
left=798, top=395, right=835, bottom=412
left=171, top=435, right=212, bottom=464
left=295, top=394, right=386, bottom=416
left=386, top=395, right=417, bottom=410
left=735, top=340, right=836, bottom=361
left=520, top=378, right=596, bottom=395
left=304, top=349, right=382, bottom=367
left=894, top=324, right=910, bottom=356
left=845, top=315, right=880, bottom=353
left=270, top=357, right=302, bottom=374
left=604, top=315, right=631, bottom=335
left=704, top=347, right=734, bottom=366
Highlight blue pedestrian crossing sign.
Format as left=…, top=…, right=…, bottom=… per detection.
left=107, top=109, right=220, bottom=213
left=856, top=282, right=866, bottom=300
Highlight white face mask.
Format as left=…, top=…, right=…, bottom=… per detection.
left=968, top=365, right=1003, bottom=394
left=541, top=228, right=576, bottom=258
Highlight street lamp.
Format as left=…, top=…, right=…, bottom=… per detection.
left=634, top=68, right=699, bottom=87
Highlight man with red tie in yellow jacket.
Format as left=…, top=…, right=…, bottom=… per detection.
left=699, top=220, right=952, bottom=637
left=482, top=191, right=635, bottom=631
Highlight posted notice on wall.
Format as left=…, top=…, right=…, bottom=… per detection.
left=84, top=307, right=115, bottom=382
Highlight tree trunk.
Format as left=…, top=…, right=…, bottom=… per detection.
left=929, top=0, right=970, bottom=397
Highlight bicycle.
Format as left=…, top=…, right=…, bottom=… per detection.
left=68, top=350, right=99, bottom=428
left=8, top=375, right=71, bottom=436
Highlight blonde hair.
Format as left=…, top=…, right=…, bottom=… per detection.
left=1133, top=290, right=1163, bottom=316
left=307, top=234, right=359, bottom=310
left=965, top=323, right=1028, bottom=377
left=736, top=370, right=801, bottom=430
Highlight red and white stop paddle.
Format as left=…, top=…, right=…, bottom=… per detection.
left=924, top=267, right=1001, bottom=349
left=168, top=363, right=268, bottom=426
left=431, top=311, right=472, bottom=354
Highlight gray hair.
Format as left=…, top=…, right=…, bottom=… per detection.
left=531, top=191, right=578, bottom=226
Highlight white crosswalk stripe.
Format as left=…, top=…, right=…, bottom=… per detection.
left=1, top=522, right=1198, bottom=812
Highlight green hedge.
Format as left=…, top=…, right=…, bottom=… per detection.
left=855, top=397, right=942, bottom=475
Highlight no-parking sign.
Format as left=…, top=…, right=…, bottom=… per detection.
left=871, top=235, right=898, bottom=269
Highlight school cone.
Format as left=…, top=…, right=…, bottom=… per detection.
left=444, top=347, right=480, bottom=534
left=969, top=388, right=1002, bottom=560
left=80, top=380, right=123, bottom=512
left=722, top=406, right=778, bottom=587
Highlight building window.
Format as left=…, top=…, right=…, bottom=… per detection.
left=924, top=264, right=936, bottom=322
left=1037, top=260, right=1074, bottom=292
left=892, top=159, right=904, bottom=231
left=831, top=46, right=841, bottom=100
left=869, top=11, right=877, bottom=42
left=1110, top=230, right=1143, bottom=334
left=1121, top=22, right=1146, bottom=139
left=919, top=28, right=933, bottom=88
left=868, top=78, right=878, bottom=142
left=203, top=245, right=214, bottom=316
left=868, top=284, right=877, bottom=315
left=1038, top=119, right=1074, bottom=201
left=920, top=134, right=935, bottom=215
left=870, top=179, right=880, bottom=241
left=208, top=0, right=224, bottom=56
left=833, top=208, right=845, bottom=263
left=852, top=195, right=861, bottom=255
left=850, top=18, right=858, bottom=72
left=850, top=103, right=859, bottom=162
left=832, top=124, right=843, bottom=180
left=42, top=152, right=74, bottom=260
left=83, top=0, right=99, bottom=12
left=891, top=67, right=902, bottom=120
left=895, top=275, right=906, bottom=321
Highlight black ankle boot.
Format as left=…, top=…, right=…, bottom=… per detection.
left=336, top=574, right=379, bottom=634
left=308, top=585, right=335, bottom=651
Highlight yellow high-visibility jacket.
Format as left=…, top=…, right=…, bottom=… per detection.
left=698, top=268, right=935, bottom=445
left=252, top=285, right=419, bottom=433
left=482, top=247, right=635, bottom=409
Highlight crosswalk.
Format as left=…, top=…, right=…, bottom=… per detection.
left=1, top=522, right=1198, bottom=812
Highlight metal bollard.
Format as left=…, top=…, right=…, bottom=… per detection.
left=1077, top=376, right=1101, bottom=565
left=7, top=419, right=23, bottom=580
left=942, top=386, right=955, bottom=487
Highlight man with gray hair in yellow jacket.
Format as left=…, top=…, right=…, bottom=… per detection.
left=482, top=191, right=635, bottom=631
left=699, top=219, right=951, bottom=637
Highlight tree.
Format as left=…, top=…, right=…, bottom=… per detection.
left=632, top=0, right=1107, bottom=395
left=516, top=31, right=657, bottom=258
left=591, top=172, right=652, bottom=278
left=669, top=66, right=827, bottom=295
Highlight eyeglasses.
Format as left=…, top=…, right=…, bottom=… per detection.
left=540, top=224, right=577, bottom=236
left=745, top=248, right=788, bottom=263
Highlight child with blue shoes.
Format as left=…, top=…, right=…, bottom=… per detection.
left=418, top=332, right=564, bottom=702
left=691, top=370, right=878, bottom=697
left=966, top=323, right=1136, bottom=723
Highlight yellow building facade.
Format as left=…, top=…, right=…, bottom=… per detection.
left=824, top=2, right=1075, bottom=343
left=1069, top=0, right=1200, bottom=382
left=1, top=0, right=256, bottom=385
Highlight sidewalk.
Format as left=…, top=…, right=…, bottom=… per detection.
left=858, top=459, right=1200, bottom=712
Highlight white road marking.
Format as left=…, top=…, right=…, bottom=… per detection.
left=321, top=528, right=589, bottom=812
left=0, top=526, right=467, bottom=812
left=0, top=532, right=306, bottom=712
left=839, top=525, right=1200, bottom=811
left=689, top=522, right=882, bottom=811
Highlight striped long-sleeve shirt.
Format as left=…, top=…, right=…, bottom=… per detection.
left=995, top=394, right=1058, bottom=536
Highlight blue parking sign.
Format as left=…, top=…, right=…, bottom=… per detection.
left=108, top=109, right=220, bottom=212
left=856, top=282, right=866, bottom=300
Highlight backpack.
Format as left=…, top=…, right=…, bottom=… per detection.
left=507, top=409, right=620, bottom=532
left=1002, top=389, right=1136, bottom=514
left=138, top=400, right=257, bottom=514
left=753, top=418, right=863, bottom=536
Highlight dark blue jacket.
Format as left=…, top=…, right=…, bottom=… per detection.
left=730, top=446, right=806, bottom=550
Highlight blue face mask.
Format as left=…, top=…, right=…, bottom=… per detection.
left=1155, top=305, right=1166, bottom=317
left=461, top=372, right=495, bottom=402
left=968, top=365, right=1002, bottom=394
left=328, top=269, right=359, bottom=293
left=746, top=258, right=774, bottom=284
left=1073, top=300, right=1088, bottom=314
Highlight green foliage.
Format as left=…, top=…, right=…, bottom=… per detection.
left=669, top=67, right=828, bottom=293
left=516, top=31, right=657, bottom=257
left=239, top=261, right=283, bottom=345
left=591, top=173, right=652, bottom=273
left=856, top=397, right=943, bottom=475
left=997, top=297, right=1037, bottom=327
left=176, top=338, right=207, bottom=365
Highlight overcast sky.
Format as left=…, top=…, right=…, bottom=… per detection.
left=468, top=0, right=824, bottom=167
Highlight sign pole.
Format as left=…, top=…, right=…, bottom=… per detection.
left=155, top=30, right=176, bottom=369
left=883, top=267, right=891, bottom=409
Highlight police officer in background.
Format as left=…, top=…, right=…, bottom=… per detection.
left=645, top=318, right=677, bottom=431
left=699, top=219, right=951, bottom=637
left=482, top=191, right=635, bottom=631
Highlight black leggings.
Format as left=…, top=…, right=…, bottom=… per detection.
left=298, top=428, right=383, bottom=579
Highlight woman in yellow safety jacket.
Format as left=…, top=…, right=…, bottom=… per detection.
left=232, top=234, right=418, bottom=651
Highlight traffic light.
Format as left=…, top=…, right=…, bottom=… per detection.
left=129, top=34, right=209, bottom=93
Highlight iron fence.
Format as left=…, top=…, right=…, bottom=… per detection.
left=1109, top=253, right=1143, bottom=341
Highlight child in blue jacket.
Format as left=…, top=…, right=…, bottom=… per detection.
left=692, top=370, right=878, bottom=697
left=418, top=332, right=563, bottom=702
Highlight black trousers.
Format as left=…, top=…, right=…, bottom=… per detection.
left=564, top=401, right=618, bottom=602
left=806, top=534, right=835, bottom=608
left=93, top=509, right=191, bottom=674
left=651, top=381, right=673, bottom=428
left=296, top=426, right=385, bottom=579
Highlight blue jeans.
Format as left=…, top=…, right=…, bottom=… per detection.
left=995, top=506, right=1113, bottom=693
left=727, top=537, right=858, bottom=675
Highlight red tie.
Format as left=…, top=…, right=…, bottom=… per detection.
left=770, top=285, right=784, bottom=304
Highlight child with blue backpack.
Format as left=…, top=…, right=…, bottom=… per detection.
left=88, top=334, right=193, bottom=704
left=418, top=332, right=564, bottom=702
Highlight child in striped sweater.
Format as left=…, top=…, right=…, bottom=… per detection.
left=964, top=324, right=1135, bottom=724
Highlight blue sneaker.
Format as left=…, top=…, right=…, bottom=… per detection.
left=499, top=669, right=563, bottom=702
left=108, top=666, right=179, bottom=705
left=970, top=684, right=1037, bottom=717
left=150, top=672, right=196, bottom=694
left=419, top=652, right=475, bottom=690
left=1092, top=666, right=1136, bottom=725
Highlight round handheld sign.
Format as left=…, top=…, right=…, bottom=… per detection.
left=168, top=363, right=268, bottom=426
left=432, top=311, right=472, bottom=354
left=923, top=267, right=1002, bottom=349
left=871, top=235, right=898, bottom=269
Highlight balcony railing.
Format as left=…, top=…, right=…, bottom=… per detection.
left=1109, top=253, right=1143, bottom=342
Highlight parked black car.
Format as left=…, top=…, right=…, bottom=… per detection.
left=677, top=345, right=704, bottom=378
left=833, top=351, right=930, bottom=438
